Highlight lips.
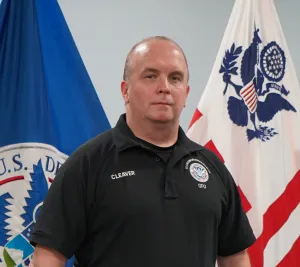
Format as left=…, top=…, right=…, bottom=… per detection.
left=152, top=102, right=172, bottom=105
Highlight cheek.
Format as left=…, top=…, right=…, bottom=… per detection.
left=129, top=87, right=150, bottom=107
left=173, top=90, right=187, bottom=105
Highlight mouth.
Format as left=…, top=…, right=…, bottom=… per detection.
left=152, top=102, right=172, bottom=106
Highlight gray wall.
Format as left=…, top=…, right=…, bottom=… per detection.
left=58, top=0, right=300, bottom=130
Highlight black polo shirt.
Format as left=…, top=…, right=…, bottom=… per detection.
left=30, top=114, right=255, bottom=267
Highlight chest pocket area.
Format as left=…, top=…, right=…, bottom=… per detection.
left=99, top=167, right=165, bottom=222
left=172, top=161, right=225, bottom=225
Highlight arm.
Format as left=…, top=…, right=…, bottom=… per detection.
left=217, top=250, right=251, bottom=267
left=204, top=150, right=256, bottom=260
left=30, top=147, right=89, bottom=264
left=31, top=245, right=67, bottom=267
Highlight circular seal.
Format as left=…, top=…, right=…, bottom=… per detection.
left=0, top=143, right=68, bottom=265
left=260, top=41, right=286, bottom=82
left=189, top=162, right=209, bottom=183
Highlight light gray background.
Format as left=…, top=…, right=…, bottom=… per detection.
left=57, top=0, right=300, bottom=130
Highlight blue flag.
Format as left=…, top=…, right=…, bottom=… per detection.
left=0, top=0, right=110, bottom=266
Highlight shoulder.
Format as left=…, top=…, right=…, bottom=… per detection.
left=181, top=129, right=224, bottom=168
left=186, top=138, right=226, bottom=172
left=58, top=128, right=115, bottom=176
left=75, top=128, right=115, bottom=159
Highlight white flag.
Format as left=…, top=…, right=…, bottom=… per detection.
left=187, top=0, right=300, bottom=266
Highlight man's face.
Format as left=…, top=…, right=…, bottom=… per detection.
left=121, top=40, right=190, bottom=124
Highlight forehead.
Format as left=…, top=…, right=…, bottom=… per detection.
left=130, top=40, right=187, bottom=73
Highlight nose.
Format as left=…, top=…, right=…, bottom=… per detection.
left=156, top=77, right=170, bottom=94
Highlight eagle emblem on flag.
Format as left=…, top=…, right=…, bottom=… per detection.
left=220, top=27, right=297, bottom=142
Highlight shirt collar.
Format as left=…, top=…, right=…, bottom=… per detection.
left=112, top=113, right=204, bottom=154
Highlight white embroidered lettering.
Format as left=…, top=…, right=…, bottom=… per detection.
left=111, top=171, right=136, bottom=179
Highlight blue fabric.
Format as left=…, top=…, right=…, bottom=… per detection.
left=0, top=0, right=110, bottom=265
left=0, top=0, right=110, bottom=155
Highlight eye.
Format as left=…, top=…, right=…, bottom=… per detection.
left=171, top=76, right=181, bottom=82
left=144, top=74, right=156, bottom=79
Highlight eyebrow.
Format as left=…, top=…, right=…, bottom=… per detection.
left=169, top=70, right=184, bottom=77
left=141, top=68, right=160, bottom=74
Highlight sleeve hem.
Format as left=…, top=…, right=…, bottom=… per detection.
left=218, top=234, right=256, bottom=257
left=30, top=233, right=73, bottom=260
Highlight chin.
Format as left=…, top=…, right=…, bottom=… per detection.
left=148, top=113, right=174, bottom=124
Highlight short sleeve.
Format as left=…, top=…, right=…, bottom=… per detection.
left=30, top=148, right=88, bottom=259
left=217, top=165, right=256, bottom=257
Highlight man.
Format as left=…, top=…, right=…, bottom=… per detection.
left=30, top=36, right=256, bottom=267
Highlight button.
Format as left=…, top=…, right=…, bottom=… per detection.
left=156, top=157, right=160, bottom=161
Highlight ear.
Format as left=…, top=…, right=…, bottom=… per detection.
left=186, top=85, right=190, bottom=96
left=121, top=81, right=129, bottom=104
left=184, top=85, right=190, bottom=107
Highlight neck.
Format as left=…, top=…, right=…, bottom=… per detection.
left=126, top=113, right=179, bottom=147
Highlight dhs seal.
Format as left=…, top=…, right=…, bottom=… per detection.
left=0, top=143, right=67, bottom=266
left=190, top=162, right=209, bottom=182
left=185, top=158, right=210, bottom=183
